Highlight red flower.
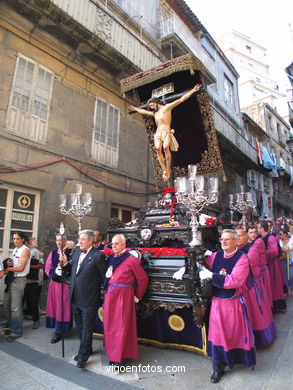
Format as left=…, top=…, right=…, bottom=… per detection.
left=103, top=247, right=187, bottom=258
left=162, top=187, right=175, bottom=195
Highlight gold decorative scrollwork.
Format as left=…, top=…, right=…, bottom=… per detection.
left=137, top=301, right=192, bottom=319
left=196, top=92, right=223, bottom=174
left=143, top=116, right=163, bottom=181
left=149, top=281, right=186, bottom=293
left=121, top=54, right=224, bottom=182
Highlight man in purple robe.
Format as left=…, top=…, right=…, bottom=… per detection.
left=200, top=229, right=256, bottom=383
left=257, top=221, right=286, bottom=313
left=103, top=234, right=148, bottom=369
left=45, top=234, right=72, bottom=343
left=236, top=228, right=276, bottom=347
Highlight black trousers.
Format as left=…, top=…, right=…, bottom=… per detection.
left=72, top=300, right=96, bottom=362
left=23, top=282, right=39, bottom=321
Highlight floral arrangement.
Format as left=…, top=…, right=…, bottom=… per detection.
left=205, top=217, right=224, bottom=226
left=198, top=212, right=224, bottom=227
left=157, top=187, right=177, bottom=217
left=102, top=247, right=187, bottom=257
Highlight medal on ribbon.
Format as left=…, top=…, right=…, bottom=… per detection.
left=220, top=268, right=227, bottom=275
left=106, top=265, right=113, bottom=278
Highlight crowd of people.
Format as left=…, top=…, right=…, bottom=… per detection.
left=1, top=217, right=293, bottom=381
left=198, top=217, right=293, bottom=383
left=0, top=229, right=148, bottom=372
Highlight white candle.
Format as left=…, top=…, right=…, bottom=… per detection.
left=60, top=194, right=67, bottom=207
left=76, top=183, right=83, bottom=195
left=188, top=164, right=197, bottom=179
left=70, top=193, right=78, bottom=206
left=195, top=175, right=204, bottom=192
left=246, top=192, right=252, bottom=202
left=175, top=177, right=188, bottom=194
left=236, top=193, right=242, bottom=202
left=188, top=178, right=196, bottom=194
left=210, top=176, right=218, bottom=192
left=83, top=193, right=92, bottom=205
left=229, top=193, right=234, bottom=202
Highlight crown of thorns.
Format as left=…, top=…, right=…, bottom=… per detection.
left=147, top=97, right=165, bottom=107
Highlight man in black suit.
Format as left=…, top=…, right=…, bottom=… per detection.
left=59, top=229, right=106, bottom=368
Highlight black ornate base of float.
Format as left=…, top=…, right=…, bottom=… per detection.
left=106, top=201, right=216, bottom=330
left=94, top=305, right=207, bottom=354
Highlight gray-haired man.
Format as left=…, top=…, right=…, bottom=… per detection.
left=60, top=229, right=106, bottom=368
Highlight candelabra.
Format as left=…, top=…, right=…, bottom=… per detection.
left=228, top=185, right=254, bottom=229
left=174, top=165, right=219, bottom=247
left=59, top=184, right=92, bottom=232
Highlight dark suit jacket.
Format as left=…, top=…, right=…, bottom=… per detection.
left=69, top=247, right=106, bottom=311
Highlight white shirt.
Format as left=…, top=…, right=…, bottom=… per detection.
left=13, top=245, right=31, bottom=277
left=76, top=249, right=90, bottom=273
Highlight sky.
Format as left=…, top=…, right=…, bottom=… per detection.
left=185, top=0, right=293, bottom=90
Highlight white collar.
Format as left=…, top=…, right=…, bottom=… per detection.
left=224, top=247, right=238, bottom=257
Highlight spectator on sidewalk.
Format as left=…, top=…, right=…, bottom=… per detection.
left=93, top=230, right=105, bottom=250
left=23, top=237, right=44, bottom=329
left=45, top=234, right=72, bottom=343
left=3, top=231, right=31, bottom=341
left=279, top=229, right=291, bottom=294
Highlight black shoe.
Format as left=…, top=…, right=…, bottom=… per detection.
left=77, top=360, right=86, bottom=368
left=50, top=334, right=61, bottom=343
left=74, top=348, right=93, bottom=361
left=112, top=361, right=125, bottom=372
left=6, top=333, right=22, bottom=342
left=211, top=371, right=224, bottom=383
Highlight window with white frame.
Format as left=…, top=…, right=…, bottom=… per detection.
left=223, top=75, right=234, bottom=107
left=6, top=54, right=53, bottom=143
left=91, top=98, right=120, bottom=167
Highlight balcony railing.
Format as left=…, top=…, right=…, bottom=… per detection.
left=50, top=0, right=162, bottom=71
left=212, top=106, right=258, bottom=164
left=159, top=14, right=216, bottom=78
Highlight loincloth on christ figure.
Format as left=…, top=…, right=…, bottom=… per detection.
left=153, top=129, right=179, bottom=152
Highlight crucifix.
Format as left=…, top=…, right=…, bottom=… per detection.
left=129, top=83, right=204, bottom=182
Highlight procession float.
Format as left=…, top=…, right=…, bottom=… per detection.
left=92, top=53, right=230, bottom=354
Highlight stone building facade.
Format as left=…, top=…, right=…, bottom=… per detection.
left=1, top=0, right=292, bottom=304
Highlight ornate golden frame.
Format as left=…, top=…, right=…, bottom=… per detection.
left=121, top=53, right=223, bottom=181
